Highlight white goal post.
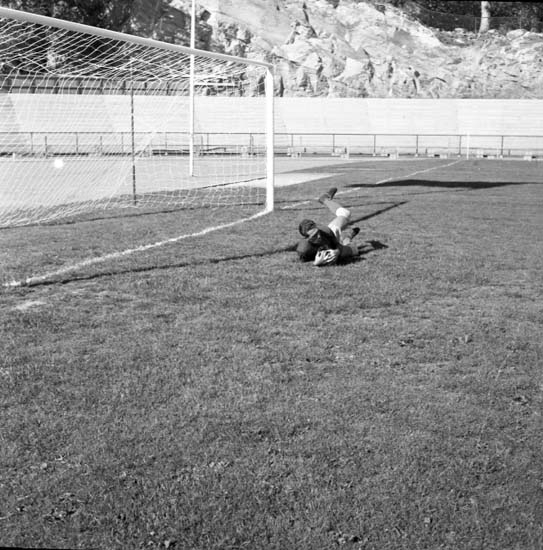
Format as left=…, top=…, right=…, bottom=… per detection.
left=0, top=7, right=275, bottom=229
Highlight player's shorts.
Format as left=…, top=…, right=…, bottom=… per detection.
left=328, top=207, right=351, bottom=240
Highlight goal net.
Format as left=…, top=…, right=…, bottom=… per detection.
left=0, top=7, right=274, bottom=286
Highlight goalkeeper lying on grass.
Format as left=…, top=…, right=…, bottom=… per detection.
left=296, top=187, right=386, bottom=266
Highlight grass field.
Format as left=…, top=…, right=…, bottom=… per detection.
left=1, top=158, right=543, bottom=549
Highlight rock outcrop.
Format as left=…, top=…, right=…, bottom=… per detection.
left=163, top=0, right=543, bottom=98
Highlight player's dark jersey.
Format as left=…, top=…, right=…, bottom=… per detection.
left=296, top=225, right=341, bottom=262
left=307, top=225, right=340, bottom=250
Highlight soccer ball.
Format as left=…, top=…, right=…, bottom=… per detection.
left=53, top=158, right=64, bottom=169
left=314, top=248, right=340, bottom=266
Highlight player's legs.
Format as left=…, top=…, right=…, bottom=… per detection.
left=319, top=188, right=344, bottom=216
left=337, top=227, right=360, bottom=261
left=328, top=213, right=350, bottom=235
left=318, top=188, right=352, bottom=238
left=341, top=227, right=360, bottom=245
left=327, top=203, right=351, bottom=239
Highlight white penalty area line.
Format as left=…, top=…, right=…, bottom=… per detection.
left=5, top=210, right=271, bottom=288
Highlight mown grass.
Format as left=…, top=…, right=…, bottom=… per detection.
left=1, top=159, right=543, bottom=549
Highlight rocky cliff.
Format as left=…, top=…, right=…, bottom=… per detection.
left=156, top=0, right=543, bottom=99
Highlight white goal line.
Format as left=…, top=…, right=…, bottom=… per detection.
left=5, top=210, right=270, bottom=288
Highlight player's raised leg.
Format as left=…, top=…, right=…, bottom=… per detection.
left=319, top=187, right=352, bottom=238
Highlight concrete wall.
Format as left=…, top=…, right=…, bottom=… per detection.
left=2, top=95, right=542, bottom=155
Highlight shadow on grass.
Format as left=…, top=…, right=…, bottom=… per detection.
left=26, top=239, right=389, bottom=287
left=23, top=244, right=294, bottom=287
left=347, top=179, right=535, bottom=189
left=25, top=241, right=391, bottom=290
left=20, top=202, right=397, bottom=288
left=349, top=201, right=408, bottom=224
left=345, top=240, right=389, bottom=265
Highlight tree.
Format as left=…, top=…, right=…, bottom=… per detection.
left=390, top=0, right=543, bottom=32
left=0, top=0, right=133, bottom=31
left=479, top=1, right=490, bottom=33
left=0, top=0, right=197, bottom=44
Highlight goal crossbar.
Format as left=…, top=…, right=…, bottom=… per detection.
left=0, top=7, right=273, bottom=69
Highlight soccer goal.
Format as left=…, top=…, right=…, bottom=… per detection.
left=0, top=7, right=274, bottom=286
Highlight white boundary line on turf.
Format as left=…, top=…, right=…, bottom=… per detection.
left=5, top=210, right=270, bottom=288
left=282, top=201, right=310, bottom=209
left=374, top=158, right=463, bottom=186
left=281, top=158, right=463, bottom=209
left=7, top=160, right=463, bottom=287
